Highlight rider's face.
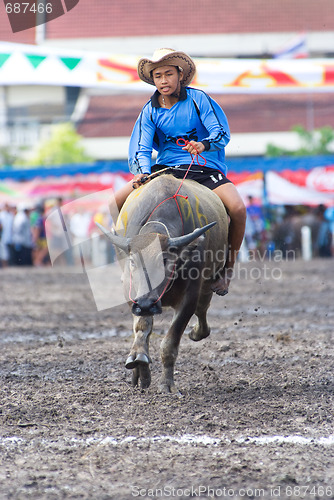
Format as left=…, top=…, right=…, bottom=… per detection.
left=152, top=65, right=183, bottom=96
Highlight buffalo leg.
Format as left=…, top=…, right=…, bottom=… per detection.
left=131, top=364, right=151, bottom=389
left=189, top=288, right=213, bottom=342
left=126, top=316, right=153, bottom=389
left=132, top=366, right=139, bottom=387
left=160, top=299, right=196, bottom=393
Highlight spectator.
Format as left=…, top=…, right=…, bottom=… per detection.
left=46, top=197, right=74, bottom=266
left=0, top=203, right=14, bottom=267
left=70, top=208, right=92, bottom=265
left=272, top=206, right=299, bottom=258
left=11, top=203, right=33, bottom=266
left=315, top=204, right=332, bottom=257
left=324, top=205, right=334, bottom=255
left=31, top=203, right=50, bottom=266
left=244, top=196, right=266, bottom=258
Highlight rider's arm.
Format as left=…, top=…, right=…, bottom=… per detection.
left=192, top=90, right=231, bottom=152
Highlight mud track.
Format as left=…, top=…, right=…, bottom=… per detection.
left=0, top=259, right=333, bottom=499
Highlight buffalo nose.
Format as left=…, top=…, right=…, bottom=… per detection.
left=132, top=297, right=162, bottom=316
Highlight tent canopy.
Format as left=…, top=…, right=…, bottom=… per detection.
left=1, top=155, right=334, bottom=181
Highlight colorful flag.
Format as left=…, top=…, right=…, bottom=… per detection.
left=273, top=33, right=309, bottom=59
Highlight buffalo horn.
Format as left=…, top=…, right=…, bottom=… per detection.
left=95, top=222, right=130, bottom=252
left=168, top=221, right=217, bottom=249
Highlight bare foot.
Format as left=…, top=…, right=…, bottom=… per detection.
left=211, top=267, right=234, bottom=296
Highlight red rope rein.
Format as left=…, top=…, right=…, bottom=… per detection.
left=174, top=138, right=207, bottom=195
left=147, top=139, right=206, bottom=228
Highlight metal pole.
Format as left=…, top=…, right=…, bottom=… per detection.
left=35, top=0, right=46, bottom=44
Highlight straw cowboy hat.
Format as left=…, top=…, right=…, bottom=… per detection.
left=137, top=48, right=196, bottom=86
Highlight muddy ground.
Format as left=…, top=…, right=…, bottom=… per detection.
left=0, top=259, right=333, bottom=500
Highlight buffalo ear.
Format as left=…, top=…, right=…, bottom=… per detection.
left=172, top=234, right=206, bottom=262
left=187, top=234, right=205, bottom=250
left=185, top=233, right=206, bottom=252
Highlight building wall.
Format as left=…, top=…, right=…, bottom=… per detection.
left=77, top=93, right=334, bottom=138
left=45, top=0, right=334, bottom=38
left=1, top=0, right=334, bottom=159
left=1, top=0, right=333, bottom=45
left=6, top=86, right=64, bottom=107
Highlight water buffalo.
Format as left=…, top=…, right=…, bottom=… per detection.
left=98, top=174, right=228, bottom=393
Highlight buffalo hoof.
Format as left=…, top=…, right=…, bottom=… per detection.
left=125, top=354, right=137, bottom=369
left=130, top=365, right=151, bottom=389
left=132, top=367, right=139, bottom=387
left=125, top=353, right=150, bottom=369
left=159, top=380, right=182, bottom=396
left=136, top=353, right=150, bottom=364
left=139, top=364, right=151, bottom=389
left=189, top=324, right=210, bottom=342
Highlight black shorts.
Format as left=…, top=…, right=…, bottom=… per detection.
left=151, top=164, right=232, bottom=191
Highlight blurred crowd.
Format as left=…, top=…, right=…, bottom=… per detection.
left=0, top=198, right=113, bottom=268
left=0, top=202, right=48, bottom=267
left=0, top=197, right=333, bottom=269
left=244, top=196, right=334, bottom=260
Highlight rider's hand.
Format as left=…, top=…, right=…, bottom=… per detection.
left=182, top=141, right=205, bottom=155
left=132, top=173, right=149, bottom=189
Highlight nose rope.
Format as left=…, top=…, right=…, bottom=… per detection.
left=129, top=257, right=177, bottom=305
left=153, top=260, right=177, bottom=303
left=128, top=266, right=135, bottom=303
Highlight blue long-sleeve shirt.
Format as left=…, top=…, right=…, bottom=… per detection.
left=128, top=86, right=230, bottom=175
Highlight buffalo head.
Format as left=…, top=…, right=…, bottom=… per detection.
left=96, top=221, right=216, bottom=316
